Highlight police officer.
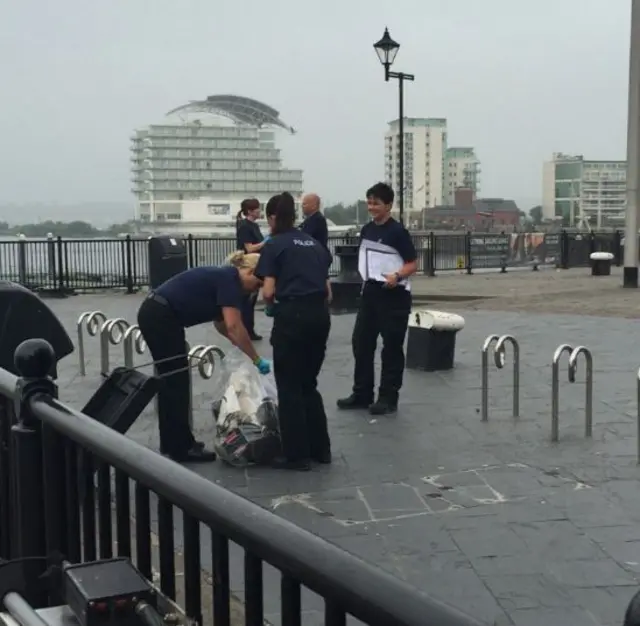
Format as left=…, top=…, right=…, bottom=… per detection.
left=300, top=193, right=328, bottom=249
left=255, top=192, right=332, bottom=470
left=137, top=253, right=271, bottom=463
left=236, top=198, right=265, bottom=340
left=337, top=182, right=417, bottom=416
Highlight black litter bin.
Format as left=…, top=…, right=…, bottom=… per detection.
left=0, top=281, right=73, bottom=378
left=590, top=251, right=614, bottom=276
left=148, top=236, right=188, bottom=289
left=405, top=309, right=465, bottom=372
left=329, top=244, right=362, bottom=314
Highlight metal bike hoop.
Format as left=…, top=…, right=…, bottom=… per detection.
left=551, top=344, right=593, bottom=442
left=122, top=325, right=146, bottom=368
left=481, top=334, right=520, bottom=421
left=76, top=310, right=106, bottom=376
left=99, top=318, right=131, bottom=377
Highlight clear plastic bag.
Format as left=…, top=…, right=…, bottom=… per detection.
left=210, top=348, right=281, bottom=467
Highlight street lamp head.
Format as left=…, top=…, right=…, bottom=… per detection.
left=373, top=27, right=400, bottom=69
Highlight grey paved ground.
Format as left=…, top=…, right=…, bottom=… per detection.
left=47, top=282, right=640, bottom=626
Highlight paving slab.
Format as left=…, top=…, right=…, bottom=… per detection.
left=42, top=290, right=640, bottom=625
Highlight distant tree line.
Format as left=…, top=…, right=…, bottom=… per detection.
left=323, top=201, right=368, bottom=225
left=0, top=220, right=137, bottom=238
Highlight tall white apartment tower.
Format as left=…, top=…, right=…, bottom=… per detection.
left=444, top=147, right=480, bottom=204
left=384, top=118, right=447, bottom=213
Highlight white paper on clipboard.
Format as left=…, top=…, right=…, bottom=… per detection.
left=365, top=248, right=403, bottom=282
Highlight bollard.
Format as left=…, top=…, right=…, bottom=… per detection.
left=77, top=311, right=107, bottom=376
left=481, top=334, right=520, bottom=421
left=99, top=318, right=130, bottom=377
left=187, top=344, right=225, bottom=429
left=122, top=324, right=146, bottom=368
left=551, top=344, right=593, bottom=442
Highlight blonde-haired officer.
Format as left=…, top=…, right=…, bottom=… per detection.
left=137, top=252, right=270, bottom=464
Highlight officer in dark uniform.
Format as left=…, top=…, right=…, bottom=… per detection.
left=337, top=182, right=417, bottom=416
left=300, top=193, right=329, bottom=249
left=137, top=252, right=270, bottom=463
left=255, top=191, right=333, bottom=471
left=236, top=198, right=265, bottom=340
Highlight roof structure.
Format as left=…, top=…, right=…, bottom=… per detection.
left=166, top=95, right=296, bottom=134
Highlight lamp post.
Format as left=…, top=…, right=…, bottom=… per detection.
left=374, top=28, right=415, bottom=226
left=624, top=0, right=640, bottom=287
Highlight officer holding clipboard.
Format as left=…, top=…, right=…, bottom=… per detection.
left=337, top=182, right=417, bottom=416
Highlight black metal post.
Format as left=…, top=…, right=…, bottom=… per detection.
left=398, top=77, right=404, bottom=225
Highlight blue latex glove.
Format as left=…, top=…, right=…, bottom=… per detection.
left=255, top=358, right=271, bottom=375
left=264, top=304, right=275, bottom=317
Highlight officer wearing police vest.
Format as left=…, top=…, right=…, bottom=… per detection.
left=255, top=192, right=333, bottom=470
left=337, top=182, right=417, bottom=416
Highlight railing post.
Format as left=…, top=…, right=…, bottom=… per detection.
left=560, top=230, right=569, bottom=269
left=12, top=339, right=59, bottom=567
left=427, top=232, right=436, bottom=277
left=55, top=236, right=64, bottom=293
left=465, top=231, right=472, bottom=274
left=17, top=237, right=27, bottom=286
left=614, top=230, right=623, bottom=266
left=187, top=234, right=195, bottom=268
left=125, top=235, right=134, bottom=294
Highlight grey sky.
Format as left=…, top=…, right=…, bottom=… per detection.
left=0, top=0, right=631, bottom=219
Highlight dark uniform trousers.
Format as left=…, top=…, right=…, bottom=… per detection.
left=352, top=281, right=411, bottom=404
left=271, top=294, right=331, bottom=461
left=137, top=297, right=195, bottom=457
left=241, top=292, right=258, bottom=335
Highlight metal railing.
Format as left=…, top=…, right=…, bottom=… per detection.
left=481, top=334, right=520, bottom=421
left=0, top=338, right=482, bottom=626
left=551, top=344, right=594, bottom=442
left=0, top=230, right=629, bottom=294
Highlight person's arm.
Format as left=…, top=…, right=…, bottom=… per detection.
left=245, top=241, right=265, bottom=253
left=383, top=229, right=418, bottom=287
left=237, top=223, right=263, bottom=253
left=262, top=276, right=276, bottom=302
left=318, top=217, right=329, bottom=249
left=220, top=307, right=260, bottom=362
left=326, top=279, right=333, bottom=304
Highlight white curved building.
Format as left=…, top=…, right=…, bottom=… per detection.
left=131, top=95, right=304, bottom=234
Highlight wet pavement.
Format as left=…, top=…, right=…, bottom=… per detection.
left=48, top=290, right=640, bottom=625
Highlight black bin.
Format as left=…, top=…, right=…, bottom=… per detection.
left=329, top=244, right=362, bottom=314
left=0, top=281, right=73, bottom=378
left=148, top=236, right=188, bottom=289
left=405, top=309, right=465, bottom=372
left=590, top=252, right=614, bottom=277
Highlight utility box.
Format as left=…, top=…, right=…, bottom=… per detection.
left=148, top=237, right=188, bottom=289
left=406, top=309, right=465, bottom=372
left=0, top=281, right=73, bottom=378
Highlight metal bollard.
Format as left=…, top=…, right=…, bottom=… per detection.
left=187, top=344, right=225, bottom=429
left=481, top=334, right=520, bottom=420
left=99, top=318, right=130, bottom=377
left=77, top=311, right=107, bottom=376
left=122, top=325, right=146, bottom=368
left=551, top=344, right=593, bottom=442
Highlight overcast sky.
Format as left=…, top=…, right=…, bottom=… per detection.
left=0, top=0, right=631, bottom=219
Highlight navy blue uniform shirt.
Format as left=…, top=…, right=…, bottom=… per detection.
left=236, top=218, right=263, bottom=251
left=255, top=230, right=331, bottom=300
left=360, top=217, right=417, bottom=263
left=300, top=211, right=328, bottom=249
left=155, top=266, right=244, bottom=327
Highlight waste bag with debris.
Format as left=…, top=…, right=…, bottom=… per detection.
left=211, top=349, right=280, bottom=467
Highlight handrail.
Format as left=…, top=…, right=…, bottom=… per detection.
left=27, top=391, right=481, bottom=626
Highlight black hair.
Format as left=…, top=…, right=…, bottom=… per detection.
left=625, top=590, right=640, bottom=626
left=266, top=192, right=296, bottom=234
left=366, top=182, right=394, bottom=206
left=236, top=198, right=260, bottom=221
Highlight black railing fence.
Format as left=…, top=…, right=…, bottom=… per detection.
left=0, top=230, right=626, bottom=293
left=0, top=338, right=483, bottom=626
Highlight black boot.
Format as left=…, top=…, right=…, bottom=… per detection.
left=336, top=394, right=372, bottom=410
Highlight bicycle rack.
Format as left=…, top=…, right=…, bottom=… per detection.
left=551, top=344, right=593, bottom=442
left=481, top=334, right=520, bottom=421
left=123, top=325, right=146, bottom=368
left=99, top=318, right=131, bottom=377
left=77, top=310, right=107, bottom=376
left=187, top=344, right=225, bottom=428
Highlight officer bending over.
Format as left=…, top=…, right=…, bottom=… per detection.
left=255, top=192, right=333, bottom=471
left=137, top=253, right=270, bottom=463
left=337, top=182, right=417, bottom=416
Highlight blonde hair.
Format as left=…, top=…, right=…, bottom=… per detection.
left=226, top=251, right=260, bottom=270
